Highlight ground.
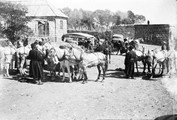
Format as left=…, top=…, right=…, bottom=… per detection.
left=0, top=44, right=177, bottom=120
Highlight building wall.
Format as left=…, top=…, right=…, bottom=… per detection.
left=27, top=18, right=67, bottom=42
left=55, top=18, right=67, bottom=42
left=134, top=24, right=170, bottom=49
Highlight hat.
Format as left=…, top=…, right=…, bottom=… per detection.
left=129, top=45, right=134, bottom=50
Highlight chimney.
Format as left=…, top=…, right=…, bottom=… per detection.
left=147, top=20, right=150, bottom=25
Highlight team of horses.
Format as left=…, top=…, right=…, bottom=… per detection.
left=0, top=38, right=176, bottom=83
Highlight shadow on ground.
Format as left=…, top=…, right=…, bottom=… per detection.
left=105, top=68, right=159, bottom=81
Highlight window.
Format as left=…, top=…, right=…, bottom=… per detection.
left=60, top=20, right=63, bottom=29
left=38, top=21, right=49, bottom=36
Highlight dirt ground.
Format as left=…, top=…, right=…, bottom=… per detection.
left=0, top=44, right=177, bottom=120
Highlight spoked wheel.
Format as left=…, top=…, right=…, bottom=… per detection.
left=152, top=62, right=163, bottom=77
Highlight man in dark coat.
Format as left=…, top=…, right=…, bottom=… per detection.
left=124, top=45, right=136, bottom=79
left=26, top=43, right=44, bottom=85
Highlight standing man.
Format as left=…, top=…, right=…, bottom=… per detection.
left=124, top=46, right=136, bottom=79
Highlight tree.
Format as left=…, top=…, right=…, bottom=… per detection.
left=93, top=9, right=112, bottom=26
left=0, top=1, right=32, bottom=44
left=135, top=15, right=146, bottom=24
left=127, top=10, right=135, bottom=24
left=62, top=7, right=72, bottom=17
left=112, top=14, right=121, bottom=25
left=80, top=10, right=94, bottom=30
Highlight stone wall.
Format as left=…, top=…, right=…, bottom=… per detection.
left=134, top=24, right=170, bottom=47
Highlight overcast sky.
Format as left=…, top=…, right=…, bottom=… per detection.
left=47, top=0, right=177, bottom=25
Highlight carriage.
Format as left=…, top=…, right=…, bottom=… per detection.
left=112, top=34, right=124, bottom=42
left=111, top=34, right=126, bottom=54
left=62, top=32, right=98, bottom=51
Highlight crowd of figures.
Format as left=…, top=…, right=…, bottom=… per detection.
left=0, top=36, right=177, bottom=85
left=0, top=37, right=110, bottom=85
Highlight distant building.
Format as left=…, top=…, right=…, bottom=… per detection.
left=134, top=24, right=171, bottom=49
left=7, top=0, right=68, bottom=42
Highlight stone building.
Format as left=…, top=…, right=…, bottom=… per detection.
left=8, top=0, right=68, bottom=42
left=134, top=24, right=173, bottom=50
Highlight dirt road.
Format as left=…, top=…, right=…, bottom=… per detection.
left=0, top=48, right=177, bottom=120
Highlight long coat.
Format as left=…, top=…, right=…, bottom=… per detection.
left=124, top=50, right=136, bottom=78
left=26, top=49, right=44, bottom=80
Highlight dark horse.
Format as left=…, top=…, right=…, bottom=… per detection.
left=94, top=41, right=112, bottom=63
left=112, top=40, right=128, bottom=55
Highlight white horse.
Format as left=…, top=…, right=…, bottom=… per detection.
left=16, top=41, right=31, bottom=76
left=151, top=49, right=168, bottom=76
left=68, top=47, right=108, bottom=83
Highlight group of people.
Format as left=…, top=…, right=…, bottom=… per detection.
left=1, top=34, right=170, bottom=84
left=11, top=39, right=47, bottom=85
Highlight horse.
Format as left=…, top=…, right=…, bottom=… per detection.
left=68, top=47, right=108, bottom=83
left=151, top=49, right=168, bottom=76
left=94, top=40, right=112, bottom=63
left=112, top=40, right=127, bottom=55
left=16, top=41, right=31, bottom=78
left=46, top=46, right=80, bottom=83
left=129, top=38, right=144, bottom=50
left=130, top=46, right=153, bottom=74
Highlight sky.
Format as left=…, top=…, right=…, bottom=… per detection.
left=47, top=0, right=177, bottom=25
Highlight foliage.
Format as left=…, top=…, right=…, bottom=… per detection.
left=0, top=1, right=33, bottom=44
left=62, top=8, right=146, bottom=31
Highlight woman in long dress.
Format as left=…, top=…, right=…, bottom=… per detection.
left=26, top=43, right=44, bottom=85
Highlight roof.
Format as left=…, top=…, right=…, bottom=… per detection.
left=6, top=0, right=68, bottom=18
left=62, top=33, right=96, bottom=39
left=112, top=34, right=124, bottom=41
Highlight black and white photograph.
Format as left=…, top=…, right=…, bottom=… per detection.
left=0, top=0, right=177, bottom=119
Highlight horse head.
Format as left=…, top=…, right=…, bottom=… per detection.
left=67, top=47, right=84, bottom=62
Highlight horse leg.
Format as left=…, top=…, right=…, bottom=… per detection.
left=147, top=62, right=151, bottom=73
left=51, top=71, right=55, bottom=81
left=160, top=62, right=165, bottom=76
left=95, top=65, right=101, bottom=82
left=166, top=59, right=169, bottom=74
left=66, top=62, right=72, bottom=83
left=152, top=63, right=157, bottom=77
left=109, top=53, right=111, bottom=64
left=82, top=67, right=88, bottom=84
left=135, top=61, right=139, bottom=73
left=61, top=65, right=65, bottom=82
left=116, top=48, right=119, bottom=55
left=101, top=65, right=106, bottom=82
left=4, top=64, right=10, bottom=77
left=143, top=61, right=146, bottom=74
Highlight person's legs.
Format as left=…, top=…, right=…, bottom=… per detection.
left=37, top=62, right=44, bottom=85
left=129, top=61, right=135, bottom=79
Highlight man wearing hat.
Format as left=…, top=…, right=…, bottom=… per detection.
left=124, top=45, right=136, bottom=79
